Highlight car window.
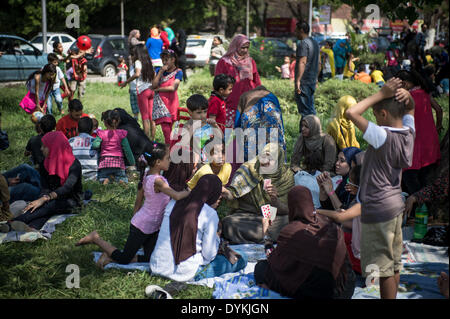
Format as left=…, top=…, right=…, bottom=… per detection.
left=187, top=39, right=207, bottom=48
left=62, top=36, right=72, bottom=43
left=0, top=38, right=14, bottom=54
left=109, top=39, right=125, bottom=50
left=31, top=36, right=42, bottom=44
left=13, top=39, right=36, bottom=55
left=50, top=36, right=59, bottom=44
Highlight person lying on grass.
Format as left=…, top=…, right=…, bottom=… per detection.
left=1, top=131, right=83, bottom=233
left=75, top=143, right=190, bottom=269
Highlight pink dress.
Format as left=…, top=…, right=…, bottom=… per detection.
left=131, top=175, right=171, bottom=234
left=407, top=87, right=441, bottom=170
left=154, top=69, right=181, bottom=125
left=97, top=129, right=128, bottom=169
left=215, top=58, right=261, bottom=127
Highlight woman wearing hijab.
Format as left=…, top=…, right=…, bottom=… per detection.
left=254, top=185, right=356, bottom=299
left=170, top=29, right=187, bottom=82
left=291, top=114, right=337, bottom=174
left=221, top=143, right=295, bottom=244
left=235, top=86, right=286, bottom=162
left=150, top=175, right=247, bottom=282
left=146, top=27, right=164, bottom=67
left=327, top=95, right=360, bottom=151
left=215, top=34, right=261, bottom=128
left=1, top=131, right=82, bottom=232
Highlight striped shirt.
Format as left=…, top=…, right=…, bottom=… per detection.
left=69, top=133, right=98, bottom=180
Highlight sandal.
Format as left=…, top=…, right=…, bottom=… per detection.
left=145, top=285, right=173, bottom=299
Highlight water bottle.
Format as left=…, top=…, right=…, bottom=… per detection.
left=413, top=204, right=428, bottom=240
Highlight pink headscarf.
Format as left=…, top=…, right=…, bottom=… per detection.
left=42, top=131, right=75, bottom=186
left=222, top=34, right=253, bottom=80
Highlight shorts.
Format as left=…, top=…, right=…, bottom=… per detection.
left=137, top=89, right=154, bottom=121
left=97, top=167, right=128, bottom=183
left=360, top=214, right=403, bottom=278
left=129, top=90, right=139, bottom=115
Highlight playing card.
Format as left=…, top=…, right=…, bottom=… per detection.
left=261, top=204, right=271, bottom=219
left=269, top=206, right=277, bottom=221
left=263, top=179, right=272, bottom=190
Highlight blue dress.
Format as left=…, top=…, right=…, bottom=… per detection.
left=235, top=92, right=286, bottom=162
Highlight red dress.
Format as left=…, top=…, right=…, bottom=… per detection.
left=407, top=87, right=441, bottom=171
left=214, top=58, right=261, bottom=128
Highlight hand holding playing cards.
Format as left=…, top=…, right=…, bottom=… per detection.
left=265, top=185, right=278, bottom=201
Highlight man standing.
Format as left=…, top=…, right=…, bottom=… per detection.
left=294, top=21, right=320, bottom=117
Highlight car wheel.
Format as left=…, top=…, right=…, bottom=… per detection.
left=102, top=64, right=116, bottom=77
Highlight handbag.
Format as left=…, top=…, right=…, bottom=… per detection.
left=152, top=93, right=171, bottom=121
left=19, top=82, right=49, bottom=114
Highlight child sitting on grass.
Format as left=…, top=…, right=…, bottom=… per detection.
left=187, top=139, right=231, bottom=192
left=354, top=64, right=372, bottom=84
left=69, top=117, right=98, bottom=181
left=369, top=62, right=385, bottom=87
left=75, top=143, right=190, bottom=269
left=345, top=77, right=415, bottom=299
left=92, top=110, right=135, bottom=185
left=25, top=114, right=56, bottom=169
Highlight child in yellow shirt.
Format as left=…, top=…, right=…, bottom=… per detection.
left=369, top=62, right=385, bottom=87
left=187, top=140, right=231, bottom=191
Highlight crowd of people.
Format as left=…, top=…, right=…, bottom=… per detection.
left=0, top=20, right=449, bottom=300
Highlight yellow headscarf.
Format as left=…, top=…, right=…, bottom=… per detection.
left=327, top=96, right=360, bottom=151
left=320, top=47, right=335, bottom=78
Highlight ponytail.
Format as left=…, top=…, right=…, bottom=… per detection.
left=137, top=142, right=168, bottom=190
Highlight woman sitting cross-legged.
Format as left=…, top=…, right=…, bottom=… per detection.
left=254, top=185, right=356, bottom=299
left=290, top=114, right=337, bottom=175
left=221, top=143, right=295, bottom=244
left=150, top=174, right=247, bottom=282
left=1, top=131, right=83, bottom=233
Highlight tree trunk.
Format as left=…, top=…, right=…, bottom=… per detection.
left=218, top=4, right=227, bottom=36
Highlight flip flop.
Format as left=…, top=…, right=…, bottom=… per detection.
left=145, top=285, right=173, bottom=299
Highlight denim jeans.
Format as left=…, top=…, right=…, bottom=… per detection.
left=295, top=83, right=316, bottom=117
left=2, top=164, right=41, bottom=203
left=193, top=252, right=248, bottom=281
left=47, top=87, right=63, bottom=114
left=97, top=167, right=128, bottom=183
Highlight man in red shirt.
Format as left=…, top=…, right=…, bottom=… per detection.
left=56, top=99, right=89, bottom=139
left=207, top=74, right=235, bottom=133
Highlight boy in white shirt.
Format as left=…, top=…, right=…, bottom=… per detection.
left=47, top=53, right=70, bottom=115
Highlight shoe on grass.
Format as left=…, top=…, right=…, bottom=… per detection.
left=145, top=285, right=173, bottom=299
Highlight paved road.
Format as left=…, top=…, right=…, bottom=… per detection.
left=0, top=68, right=195, bottom=88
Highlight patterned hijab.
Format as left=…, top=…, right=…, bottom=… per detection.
left=42, top=131, right=75, bottom=186
left=227, top=143, right=294, bottom=209
left=266, top=186, right=348, bottom=295
left=222, top=34, right=253, bottom=81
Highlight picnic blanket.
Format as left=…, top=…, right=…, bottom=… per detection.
left=0, top=214, right=75, bottom=244
left=91, top=231, right=448, bottom=299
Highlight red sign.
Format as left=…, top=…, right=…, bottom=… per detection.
left=265, top=18, right=297, bottom=37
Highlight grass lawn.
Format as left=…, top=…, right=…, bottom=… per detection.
left=0, top=68, right=448, bottom=299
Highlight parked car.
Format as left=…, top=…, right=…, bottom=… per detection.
left=30, top=32, right=76, bottom=54
left=186, top=34, right=228, bottom=68
left=69, top=35, right=129, bottom=77
left=0, top=34, right=48, bottom=81
left=250, top=37, right=294, bottom=58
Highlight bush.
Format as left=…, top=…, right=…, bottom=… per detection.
left=250, top=38, right=283, bottom=78
left=359, top=52, right=385, bottom=66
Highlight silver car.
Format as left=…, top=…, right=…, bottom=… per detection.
left=0, top=35, right=48, bottom=81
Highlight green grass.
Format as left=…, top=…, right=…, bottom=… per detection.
left=0, top=68, right=448, bottom=299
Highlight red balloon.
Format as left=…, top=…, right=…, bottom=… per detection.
left=77, top=35, right=92, bottom=51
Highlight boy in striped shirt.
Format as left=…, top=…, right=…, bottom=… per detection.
left=69, top=117, right=98, bottom=180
